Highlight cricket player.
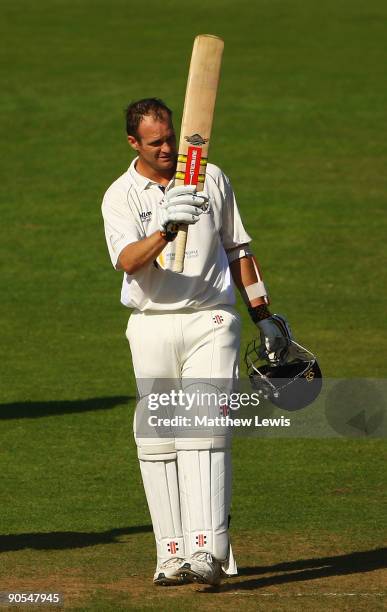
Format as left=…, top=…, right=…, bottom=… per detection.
left=102, top=98, right=288, bottom=586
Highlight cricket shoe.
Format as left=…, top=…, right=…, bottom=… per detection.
left=178, top=552, right=223, bottom=586
left=153, top=557, right=187, bottom=586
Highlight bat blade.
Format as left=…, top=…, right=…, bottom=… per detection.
left=173, top=34, right=224, bottom=273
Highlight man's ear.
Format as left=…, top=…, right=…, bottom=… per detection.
left=127, top=135, right=139, bottom=151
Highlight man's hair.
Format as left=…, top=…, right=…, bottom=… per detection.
left=125, top=98, right=173, bottom=139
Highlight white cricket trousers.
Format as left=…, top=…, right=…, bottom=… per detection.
left=126, top=306, right=240, bottom=573
left=126, top=305, right=241, bottom=379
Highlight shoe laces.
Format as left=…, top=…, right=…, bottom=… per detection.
left=191, top=551, right=213, bottom=563
left=159, top=557, right=183, bottom=570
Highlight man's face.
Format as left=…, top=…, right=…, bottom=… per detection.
left=128, top=112, right=177, bottom=175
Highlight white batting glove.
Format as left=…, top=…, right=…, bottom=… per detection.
left=257, top=314, right=293, bottom=365
left=158, top=185, right=209, bottom=234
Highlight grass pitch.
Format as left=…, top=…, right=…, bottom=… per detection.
left=0, top=0, right=386, bottom=609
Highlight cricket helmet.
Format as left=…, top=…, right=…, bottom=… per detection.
left=245, top=338, right=322, bottom=411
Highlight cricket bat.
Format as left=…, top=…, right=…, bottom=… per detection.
left=173, top=34, right=224, bottom=273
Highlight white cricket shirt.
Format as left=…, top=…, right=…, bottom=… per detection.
left=102, top=157, right=251, bottom=311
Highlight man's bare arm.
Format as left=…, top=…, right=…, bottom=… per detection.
left=118, top=231, right=168, bottom=274
left=228, top=246, right=268, bottom=308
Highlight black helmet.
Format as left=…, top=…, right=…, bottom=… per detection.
left=245, top=339, right=322, bottom=411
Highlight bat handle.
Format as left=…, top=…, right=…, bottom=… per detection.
left=173, top=224, right=188, bottom=272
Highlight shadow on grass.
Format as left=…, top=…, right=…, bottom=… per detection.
left=0, top=526, right=152, bottom=552
left=213, top=547, right=387, bottom=591
left=0, top=396, right=134, bottom=419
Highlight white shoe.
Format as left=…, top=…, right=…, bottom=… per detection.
left=153, top=557, right=187, bottom=586
left=178, top=552, right=223, bottom=586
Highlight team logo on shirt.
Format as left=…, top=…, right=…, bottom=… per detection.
left=212, top=313, right=224, bottom=325
left=140, top=210, right=152, bottom=222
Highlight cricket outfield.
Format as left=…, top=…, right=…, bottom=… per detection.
left=0, top=0, right=386, bottom=609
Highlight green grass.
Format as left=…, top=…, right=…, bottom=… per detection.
left=0, top=0, right=386, bottom=609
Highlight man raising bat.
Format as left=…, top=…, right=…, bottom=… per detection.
left=102, top=97, right=287, bottom=586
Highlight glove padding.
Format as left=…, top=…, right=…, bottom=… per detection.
left=158, top=184, right=209, bottom=233
left=257, top=314, right=293, bottom=365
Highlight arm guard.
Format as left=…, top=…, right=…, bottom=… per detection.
left=227, top=245, right=269, bottom=304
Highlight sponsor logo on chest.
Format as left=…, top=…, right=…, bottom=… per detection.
left=140, top=210, right=152, bottom=222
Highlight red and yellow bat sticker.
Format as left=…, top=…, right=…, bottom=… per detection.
left=176, top=150, right=208, bottom=184
left=184, top=146, right=202, bottom=185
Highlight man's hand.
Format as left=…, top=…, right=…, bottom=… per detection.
left=257, top=314, right=293, bottom=365
left=158, top=184, right=209, bottom=235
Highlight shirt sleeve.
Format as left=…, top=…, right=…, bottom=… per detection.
left=101, top=184, right=143, bottom=269
left=218, top=171, right=252, bottom=250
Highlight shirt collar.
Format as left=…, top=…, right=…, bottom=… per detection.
left=128, top=157, right=162, bottom=193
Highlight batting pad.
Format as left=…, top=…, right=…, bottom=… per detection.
left=133, top=399, right=176, bottom=460
left=177, top=447, right=236, bottom=571
left=139, top=458, right=185, bottom=563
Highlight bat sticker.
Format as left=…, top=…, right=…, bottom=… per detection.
left=178, top=153, right=207, bottom=166
left=184, top=146, right=202, bottom=184
left=185, top=134, right=209, bottom=145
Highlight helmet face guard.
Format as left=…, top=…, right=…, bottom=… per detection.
left=245, top=339, right=322, bottom=411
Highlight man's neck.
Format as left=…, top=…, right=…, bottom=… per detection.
left=135, top=158, right=175, bottom=187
